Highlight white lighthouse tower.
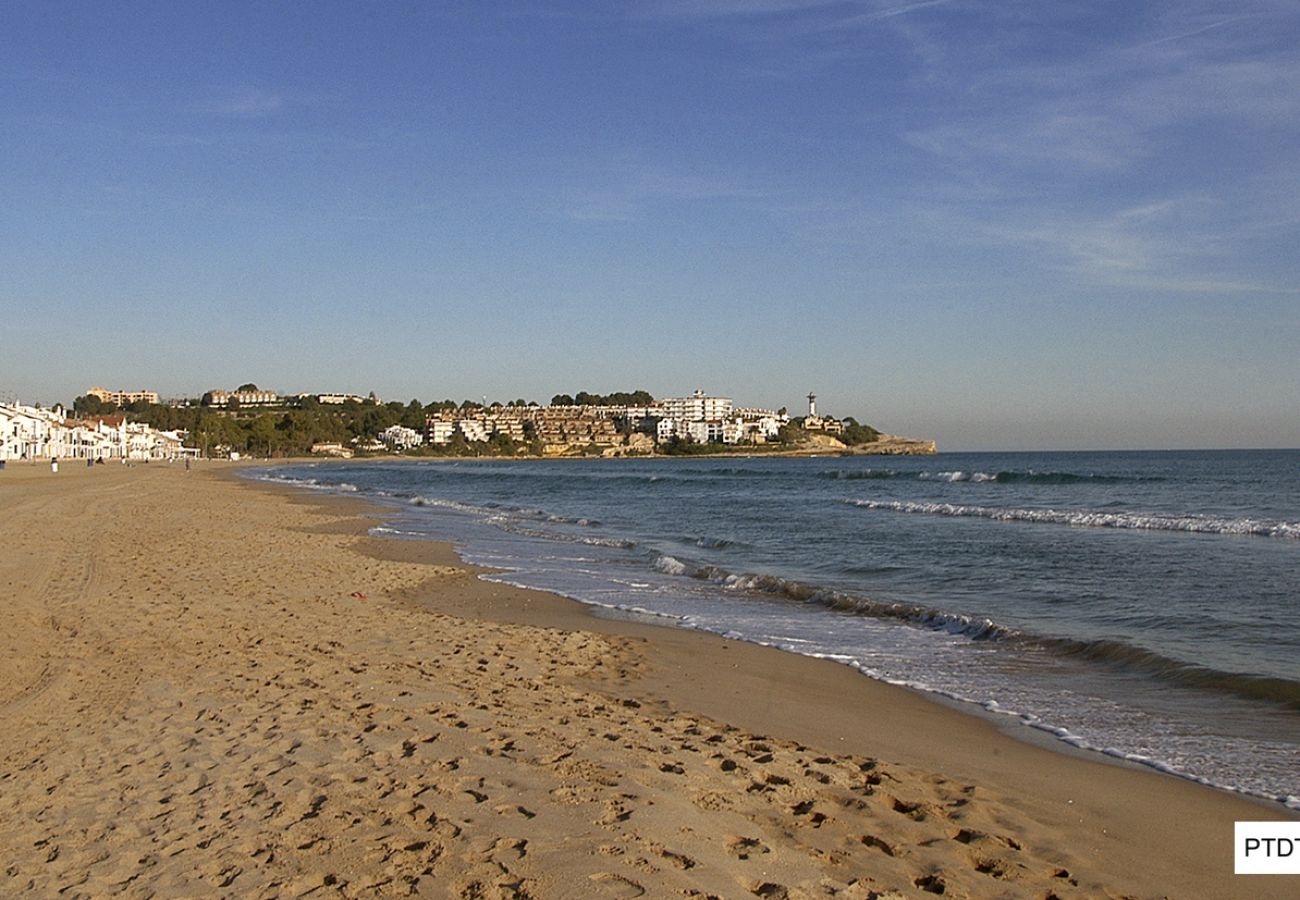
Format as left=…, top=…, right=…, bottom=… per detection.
left=807, top=392, right=817, bottom=418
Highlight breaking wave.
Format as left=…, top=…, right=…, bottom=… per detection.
left=819, top=469, right=1165, bottom=484
left=845, top=499, right=1300, bottom=539
left=648, top=554, right=1300, bottom=710
left=1039, top=637, right=1300, bottom=710
left=650, top=554, right=1018, bottom=641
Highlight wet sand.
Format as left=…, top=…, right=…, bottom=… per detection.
left=1, top=460, right=1294, bottom=898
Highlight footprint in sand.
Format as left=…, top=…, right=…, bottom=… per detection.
left=725, top=834, right=770, bottom=860
left=588, top=871, right=646, bottom=897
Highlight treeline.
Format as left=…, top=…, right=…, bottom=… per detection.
left=72, top=395, right=432, bottom=457
left=549, top=390, right=654, bottom=407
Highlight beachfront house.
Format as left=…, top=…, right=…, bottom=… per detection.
left=0, top=403, right=58, bottom=460
left=0, top=404, right=195, bottom=462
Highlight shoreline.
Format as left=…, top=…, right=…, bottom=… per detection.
left=253, top=470, right=1300, bottom=873
left=2, top=461, right=1295, bottom=898
left=252, top=456, right=1299, bottom=812
left=297, top=473, right=1295, bottom=804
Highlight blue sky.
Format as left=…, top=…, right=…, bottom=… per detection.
left=2, top=1, right=1297, bottom=449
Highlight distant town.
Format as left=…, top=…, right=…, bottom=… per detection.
left=1, top=385, right=935, bottom=463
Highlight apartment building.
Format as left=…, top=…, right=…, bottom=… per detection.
left=86, top=386, right=159, bottom=406
left=206, top=389, right=280, bottom=407
left=426, top=420, right=457, bottom=445
left=656, top=389, right=733, bottom=422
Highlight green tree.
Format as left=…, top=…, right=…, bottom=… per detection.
left=247, top=414, right=279, bottom=456
left=489, top=432, right=521, bottom=455
left=840, top=419, right=880, bottom=446
left=401, top=400, right=425, bottom=430
left=778, top=422, right=808, bottom=445
left=73, top=394, right=110, bottom=416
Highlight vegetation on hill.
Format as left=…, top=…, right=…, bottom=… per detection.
left=840, top=417, right=881, bottom=446
left=549, top=390, right=655, bottom=407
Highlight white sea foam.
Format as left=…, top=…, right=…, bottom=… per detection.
left=846, top=499, right=1300, bottom=539
left=654, top=555, right=690, bottom=576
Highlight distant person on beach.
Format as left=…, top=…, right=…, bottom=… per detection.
left=51, top=457, right=58, bottom=473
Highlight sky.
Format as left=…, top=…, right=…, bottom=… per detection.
left=2, top=1, right=1297, bottom=450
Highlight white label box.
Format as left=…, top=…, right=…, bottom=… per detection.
left=1235, top=821, right=1300, bottom=875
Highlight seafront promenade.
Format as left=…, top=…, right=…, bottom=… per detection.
left=1, top=462, right=1293, bottom=898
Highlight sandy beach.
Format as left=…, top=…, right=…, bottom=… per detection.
left=1, top=461, right=1294, bottom=899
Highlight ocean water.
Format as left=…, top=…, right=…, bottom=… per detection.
left=253, top=450, right=1300, bottom=808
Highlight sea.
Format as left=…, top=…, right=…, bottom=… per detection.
left=251, top=450, right=1300, bottom=809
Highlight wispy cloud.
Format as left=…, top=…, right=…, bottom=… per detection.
left=939, top=192, right=1300, bottom=295
left=1130, top=14, right=1257, bottom=50
left=199, top=86, right=285, bottom=117
left=907, top=2, right=1299, bottom=169
left=818, top=0, right=956, bottom=31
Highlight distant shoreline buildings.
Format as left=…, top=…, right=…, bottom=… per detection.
left=3, top=384, right=902, bottom=462
left=421, top=389, right=791, bottom=455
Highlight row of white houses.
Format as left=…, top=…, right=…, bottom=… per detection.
left=0, top=403, right=194, bottom=462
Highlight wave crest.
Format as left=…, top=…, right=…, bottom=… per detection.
left=845, top=499, right=1300, bottom=539
left=648, top=553, right=1300, bottom=710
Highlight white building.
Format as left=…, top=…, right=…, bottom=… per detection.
left=379, top=424, right=424, bottom=450
left=457, top=419, right=489, bottom=443
left=314, top=393, right=369, bottom=405
left=0, top=403, right=58, bottom=459
left=656, top=389, right=733, bottom=423
left=684, top=420, right=726, bottom=444
left=207, top=389, right=280, bottom=407
left=0, top=403, right=194, bottom=462
left=426, top=420, right=456, bottom=445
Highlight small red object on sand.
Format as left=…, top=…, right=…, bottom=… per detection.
left=351, top=591, right=367, bottom=600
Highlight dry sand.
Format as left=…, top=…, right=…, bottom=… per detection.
left=0, top=460, right=1294, bottom=899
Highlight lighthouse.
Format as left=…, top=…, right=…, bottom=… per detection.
left=807, top=392, right=817, bottom=418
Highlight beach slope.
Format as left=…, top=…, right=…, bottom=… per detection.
left=0, top=463, right=1293, bottom=898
